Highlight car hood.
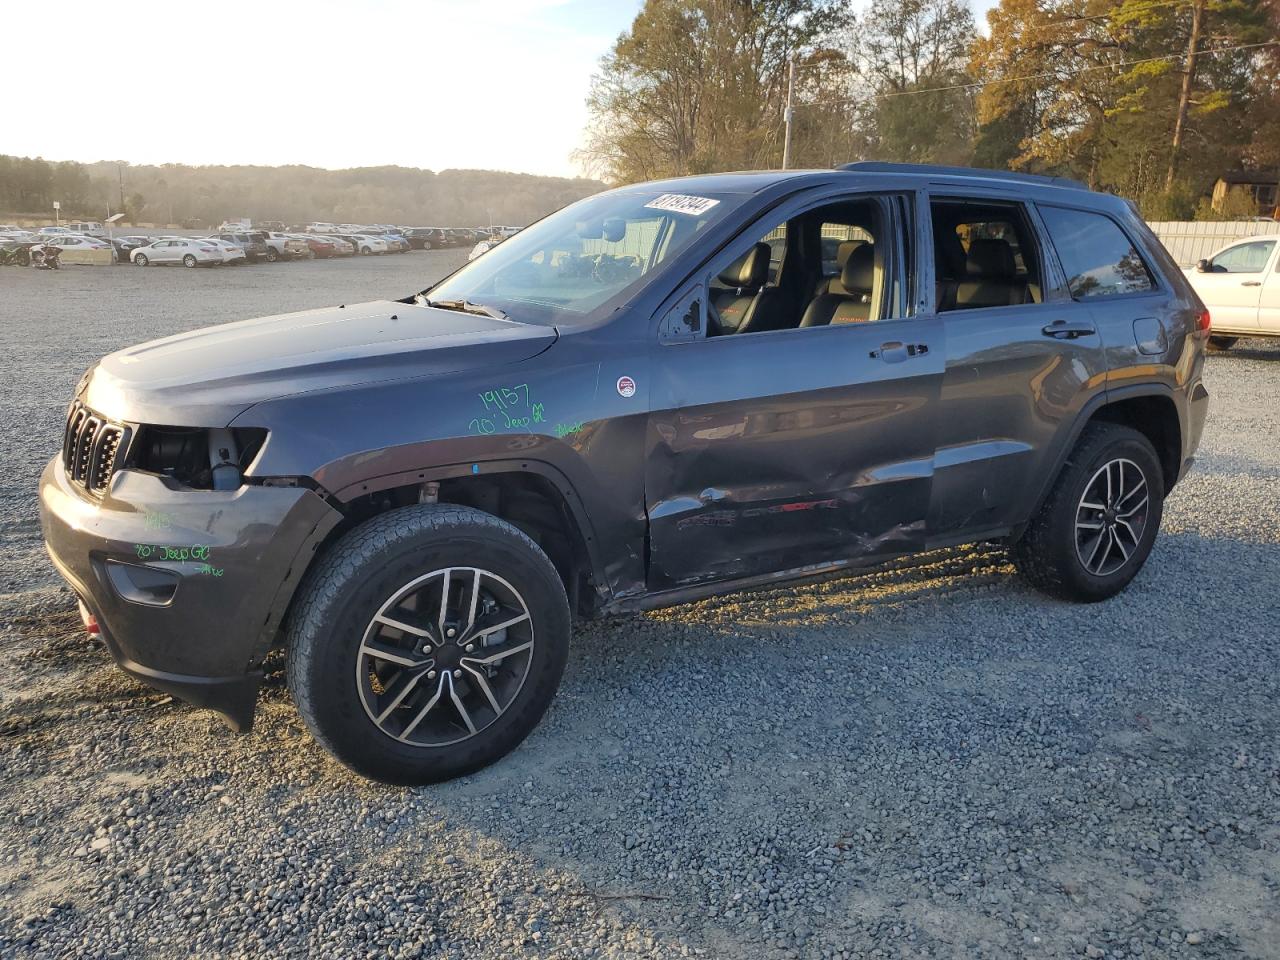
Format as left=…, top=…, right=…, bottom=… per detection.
left=82, top=299, right=557, bottom=426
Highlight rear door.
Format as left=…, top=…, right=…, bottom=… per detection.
left=924, top=193, right=1109, bottom=540
left=1254, top=241, right=1280, bottom=334
left=645, top=189, right=944, bottom=589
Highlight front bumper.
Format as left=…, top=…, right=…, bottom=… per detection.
left=39, top=457, right=342, bottom=731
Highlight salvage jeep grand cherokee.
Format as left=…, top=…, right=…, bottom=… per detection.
left=41, top=163, right=1209, bottom=785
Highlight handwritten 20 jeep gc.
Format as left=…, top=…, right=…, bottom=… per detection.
left=40, top=164, right=1209, bottom=784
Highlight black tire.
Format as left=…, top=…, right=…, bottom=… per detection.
left=1208, top=335, right=1238, bottom=352
left=1011, top=423, right=1164, bottom=602
left=264, top=248, right=279, bottom=263
left=361, top=245, right=372, bottom=256
left=182, top=254, right=197, bottom=268
left=286, top=504, right=571, bottom=785
left=134, top=253, right=148, bottom=266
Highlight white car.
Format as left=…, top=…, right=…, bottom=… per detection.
left=467, top=237, right=502, bottom=261
left=200, top=237, right=248, bottom=265
left=1185, top=236, right=1280, bottom=347
left=44, top=235, right=115, bottom=264
left=306, top=222, right=337, bottom=234
left=38, top=226, right=72, bottom=237
left=341, top=234, right=388, bottom=255
left=131, top=238, right=223, bottom=267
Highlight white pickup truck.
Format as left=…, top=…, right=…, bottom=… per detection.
left=1185, top=235, right=1280, bottom=348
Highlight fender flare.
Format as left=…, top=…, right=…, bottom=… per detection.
left=331, top=457, right=611, bottom=604
left=1017, top=382, right=1184, bottom=540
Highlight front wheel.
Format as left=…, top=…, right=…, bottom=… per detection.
left=361, top=246, right=372, bottom=256
left=286, top=505, right=570, bottom=785
left=1012, top=423, right=1164, bottom=602
left=182, top=254, right=197, bottom=268
left=134, top=254, right=149, bottom=266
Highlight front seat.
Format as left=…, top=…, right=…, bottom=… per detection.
left=814, top=239, right=865, bottom=297
left=710, top=242, right=770, bottom=335
left=799, top=243, right=876, bottom=327
left=953, top=238, right=1027, bottom=309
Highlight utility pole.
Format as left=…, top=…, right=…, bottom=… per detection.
left=118, top=165, right=125, bottom=217
left=782, top=55, right=796, bottom=170
left=1167, top=0, right=1204, bottom=189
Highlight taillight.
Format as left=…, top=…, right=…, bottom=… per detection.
left=1195, top=309, right=1211, bottom=338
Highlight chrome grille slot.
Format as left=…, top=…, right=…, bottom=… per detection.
left=61, top=401, right=127, bottom=496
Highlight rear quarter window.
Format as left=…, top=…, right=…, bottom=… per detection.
left=1039, top=205, right=1155, bottom=299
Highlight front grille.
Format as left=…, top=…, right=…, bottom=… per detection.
left=61, top=401, right=127, bottom=495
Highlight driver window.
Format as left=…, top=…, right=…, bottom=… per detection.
left=705, top=196, right=901, bottom=337
left=1210, top=240, right=1275, bottom=273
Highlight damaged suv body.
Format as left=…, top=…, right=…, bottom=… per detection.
left=41, top=163, right=1209, bottom=784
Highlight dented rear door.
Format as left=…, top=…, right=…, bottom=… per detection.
left=645, top=315, right=944, bottom=589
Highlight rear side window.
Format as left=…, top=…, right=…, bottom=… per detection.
left=1040, top=206, right=1154, bottom=299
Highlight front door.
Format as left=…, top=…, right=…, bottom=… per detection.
left=645, top=191, right=943, bottom=590
left=1256, top=243, right=1280, bottom=334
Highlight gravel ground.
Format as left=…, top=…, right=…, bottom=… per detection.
left=1, top=260, right=1278, bottom=960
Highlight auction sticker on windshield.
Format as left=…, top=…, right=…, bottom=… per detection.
left=643, top=194, right=720, bottom=216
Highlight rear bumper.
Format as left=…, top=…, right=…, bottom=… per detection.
left=39, top=457, right=342, bottom=731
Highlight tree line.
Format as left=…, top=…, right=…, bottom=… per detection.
left=0, top=155, right=604, bottom=227
left=579, top=0, right=1279, bottom=218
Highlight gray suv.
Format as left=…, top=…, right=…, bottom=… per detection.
left=40, top=163, right=1210, bottom=784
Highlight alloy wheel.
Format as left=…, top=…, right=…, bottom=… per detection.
left=1074, top=458, right=1149, bottom=577
left=356, top=567, right=535, bottom=747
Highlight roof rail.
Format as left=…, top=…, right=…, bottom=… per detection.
left=838, top=161, right=1088, bottom=191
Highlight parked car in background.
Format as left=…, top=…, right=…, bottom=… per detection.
left=260, top=221, right=286, bottom=232
left=44, top=235, right=115, bottom=264
left=323, top=236, right=356, bottom=257
left=200, top=237, right=248, bottom=265
left=489, top=225, right=520, bottom=238
left=404, top=227, right=446, bottom=249
left=288, top=234, right=339, bottom=258
left=370, top=231, right=409, bottom=253
left=218, top=219, right=252, bottom=232
left=67, top=221, right=107, bottom=237
left=1185, top=236, right=1280, bottom=348
left=131, top=238, right=222, bottom=267
left=216, top=232, right=270, bottom=263
left=38, top=226, right=72, bottom=237
left=467, top=235, right=503, bottom=260
left=337, top=233, right=388, bottom=255
left=260, top=231, right=313, bottom=261
left=306, top=222, right=338, bottom=234
left=106, top=236, right=150, bottom=264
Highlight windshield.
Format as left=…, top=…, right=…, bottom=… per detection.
left=424, top=188, right=734, bottom=326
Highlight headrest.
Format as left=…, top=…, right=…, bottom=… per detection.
left=834, top=239, right=863, bottom=270
left=841, top=242, right=875, bottom=293
left=966, top=238, right=1016, bottom=277
left=718, top=242, right=770, bottom=290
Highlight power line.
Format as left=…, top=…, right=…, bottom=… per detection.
left=796, top=39, right=1277, bottom=108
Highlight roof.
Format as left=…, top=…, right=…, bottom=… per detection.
left=611, top=162, right=1095, bottom=197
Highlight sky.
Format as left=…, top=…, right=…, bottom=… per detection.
left=3, top=0, right=998, bottom=180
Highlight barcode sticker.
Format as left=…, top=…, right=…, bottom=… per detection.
left=643, top=194, right=721, bottom=216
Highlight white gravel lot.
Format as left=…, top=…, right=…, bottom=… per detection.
left=1, top=258, right=1278, bottom=960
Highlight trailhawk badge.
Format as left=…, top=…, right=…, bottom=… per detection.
left=616, top=375, right=637, bottom=398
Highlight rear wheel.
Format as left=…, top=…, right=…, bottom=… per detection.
left=1012, top=423, right=1164, bottom=602
left=182, top=254, right=197, bottom=268
left=1208, top=335, right=1238, bottom=352
left=264, top=248, right=279, bottom=263
left=134, top=253, right=149, bottom=266
left=286, top=505, right=570, bottom=785
left=361, top=245, right=372, bottom=255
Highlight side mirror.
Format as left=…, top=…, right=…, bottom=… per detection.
left=1195, top=258, right=1211, bottom=273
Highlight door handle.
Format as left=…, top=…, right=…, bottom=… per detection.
left=1241, top=280, right=1262, bottom=287
left=1042, top=319, right=1096, bottom=339
left=870, top=341, right=929, bottom=363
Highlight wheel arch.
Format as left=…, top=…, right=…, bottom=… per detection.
left=317, top=459, right=607, bottom=617
left=1019, top=384, right=1184, bottom=539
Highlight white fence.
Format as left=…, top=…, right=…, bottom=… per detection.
left=1148, top=220, right=1280, bottom=267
